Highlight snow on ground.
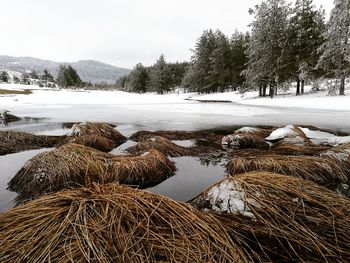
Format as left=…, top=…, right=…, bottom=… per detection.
left=301, top=127, right=350, bottom=146
left=191, top=82, right=350, bottom=111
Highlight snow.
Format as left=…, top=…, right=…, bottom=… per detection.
left=301, top=127, right=350, bottom=146
left=265, top=125, right=296, bottom=141
left=235, top=127, right=259, bottom=133
left=203, top=179, right=259, bottom=219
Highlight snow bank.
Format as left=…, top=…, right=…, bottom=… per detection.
left=265, top=125, right=296, bottom=141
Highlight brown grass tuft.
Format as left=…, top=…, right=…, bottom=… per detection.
left=126, top=136, right=195, bottom=157
left=71, top=122, right=127, bottom=147
left=64, top=134, right=116, bottom=152
left=0, top=183, right=248, bottom=263
left=222, top=134, right=270, bottom=150
left=190, top=172, right=350, bottom=262
left=0, top=130, right=64, bottom=156
left=227, top=154, right=349, bottom=188
left=129, top=130, right=223, bottom=144
left=8, top=144, right=176, bottom=202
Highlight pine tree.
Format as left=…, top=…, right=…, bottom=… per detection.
left=149, top=55, right=171, bottom=94
left=318, top=0, right=350, bottom=95
left=245, top=0, right=290, bottom=98
left=230, top=31, right=249, bottom=91
left=29, top=70, right=39, bottom=79
left=129, top=63, right=149, bottom=93
left=287, top=0, right=325, bottom=95
left=56, top=65, right=83, bottom=88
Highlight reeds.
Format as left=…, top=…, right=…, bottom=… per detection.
left=8, top=144, right=176, bottom=202
left=0, top=183, right=248, bottom=263
left=64, top=134, right=116, bottom=152
left=227, top=154, right=349, bottom=187
left=0, top=130, right=64, bottom=156
left=190, top=172, right=350, bottom=262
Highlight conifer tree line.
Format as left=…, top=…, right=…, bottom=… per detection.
left=121, top=0, right=350, bottom=96
left=117, top=55, right=189, bottom=94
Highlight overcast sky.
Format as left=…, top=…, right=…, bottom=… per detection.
left=0, top=0, right=333, bottom=68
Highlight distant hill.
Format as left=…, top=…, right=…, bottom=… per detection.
left=0, top=55, right=130, bottom=84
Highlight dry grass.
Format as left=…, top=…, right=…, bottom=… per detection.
left=64, top=135, right=116, bottom=152
left=0, top=130, right=64, bottom=156
left=191, top=172, right=350, bottom=262
left=8, top=144, right=176, bottom=202
left=129, top=130, right=223, bottom=144
left=126, top=136, right=195, bottom=157
left=271, top=143, right=330, bottom=156
left=234, top=127, right=273, bottom=139
left=0, top=88, right=32, bottom=95
left=227, top=154, right=349, bottom=187
left=71, top=122, right=127, bottom=147
left=0, top=183, right=248, bottom=263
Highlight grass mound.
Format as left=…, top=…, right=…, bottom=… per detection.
left=8, top=144, right=176, bottom=202
left=271, top=143, right=330, bottom=156
left=71, top=122, right=127, bottom=148
left=234, top=127, right=273, bottom=139
left=64, top=134, right=116, bottom=152
left=0, top=184, right=247, bottom=263
left=227, top=154, right=349, bottom=188
left=190, top=172, right=350, bottom=262
left=0, top=130, right=64, bottom=156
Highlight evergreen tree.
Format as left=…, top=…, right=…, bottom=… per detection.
left=129, top=63, right=149, bottom=93
left=287, top=0, right=326, bottom=95
left=0, top=71, right=9, bottom=83
left=230, top=31, right=249, bottom=91
left=149, top=55, right=172, bottom=94
left=56, top=65, right=83, bottom=88
left=317, top=0, right=350, bottom=95
left=245, top=0, right=290, bottom=98
left=41, top=69, right=54, bottom=83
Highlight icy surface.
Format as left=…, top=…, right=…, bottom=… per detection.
left=235, top=127, right=259, bottom=133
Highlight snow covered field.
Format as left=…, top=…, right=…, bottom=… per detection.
left=1, top=83, right=350, bottom=134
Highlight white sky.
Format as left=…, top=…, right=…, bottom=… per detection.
left=0, top=0, right=333, bottom=68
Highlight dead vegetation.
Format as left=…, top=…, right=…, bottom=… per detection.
left=222, top=134, right=270, bottom=150
left=8, top=144, right=176, bottom=203
left=0, top=183, right=248, bottom=263
left=227, top=154, right=349, bottom=188
left=0, top=130, right=64, bottom=156
left=191, top=172, right=350, bottom=262
left=68, top=122, right=127, bottom=150
left=129, top=130, right=223, bottom=144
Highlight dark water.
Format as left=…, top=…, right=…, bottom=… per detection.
left=0, top=122, right=227, bottom=212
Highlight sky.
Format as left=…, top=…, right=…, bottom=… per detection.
left=0, top=0, right=333, bottom=69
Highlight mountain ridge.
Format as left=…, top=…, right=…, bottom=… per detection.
left=0, top=55, right=130, bottom=84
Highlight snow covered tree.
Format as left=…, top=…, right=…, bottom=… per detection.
left=129, top=63, right=149, bottom=93
left=149, top=55, right=172, bottom=94
left=286, top=0, right=326, bottom=95
left=317, top=0, right=350, bottom=95
left=29, top=70, right=39, bottom=79
left=244, top=0, right=290, bottom=98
